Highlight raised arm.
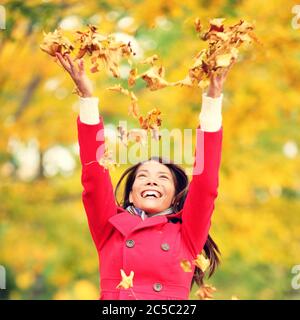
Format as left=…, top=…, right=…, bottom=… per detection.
left=77, top=100, right=117, bottom=251
left=181, top=63, right=235, bottom=257
left=56, top=53, right=117, bottom=251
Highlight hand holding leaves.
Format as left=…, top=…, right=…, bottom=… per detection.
left=55, top=52, right=93, bottom=98
left=206, top=57, right=237, bottom=98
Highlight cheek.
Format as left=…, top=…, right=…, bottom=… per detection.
left=164, top=183, right=175, bottom=199
left=131, top=183, right=141, bottom=199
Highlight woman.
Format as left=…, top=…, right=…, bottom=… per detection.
left=56, top=52, right=234, bottom=300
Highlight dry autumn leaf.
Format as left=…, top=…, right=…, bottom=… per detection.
left=193, top=253, right=210, bottom=273
left=74, top=24, right=135, bottom=75
left=107, top=84, right=140, bottom=118
left=128, top=129, right=147, bottom=145
left=180, top=260, right=192, bottom=272
left=99, top=145, right=118, bottom=170
left=117, top=126, right=147, bottom=146
left=139, top=54, right=159, bottom=66
left=116, top=269, right=134, bottom=289
left=117, top=125, right=128, bottom=146
left=139, top=66, right=173, bottom=91
left=139, top=108, right=162, bottom=141
left=195, top=284, right=217, bottom=300
left=128, top=68, right=138, bottom=87
left=175, top=18, right=258, bottom=89
left=40, top=29, right=74, bottom=57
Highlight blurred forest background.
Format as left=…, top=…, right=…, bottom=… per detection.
left=0, top=0, right=300, bottom=300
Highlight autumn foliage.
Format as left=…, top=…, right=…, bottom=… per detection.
left=0, top=0, right=300, bottom=300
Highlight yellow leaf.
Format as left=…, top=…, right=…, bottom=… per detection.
left=180, top=259, right=192, bottom=272
left=216, top=53, right=233, bottom=68
left=193, top=253, right=210, bottom=272
left=116, top=269, right=134, bottom=289
left=40, top=29, right=74, bottom=57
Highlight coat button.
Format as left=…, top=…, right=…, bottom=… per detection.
left=153, top=283, right=163, bottom=292
left=161, top=243, right=170, bottom=251
left=126, top=239, right=135, bottom=248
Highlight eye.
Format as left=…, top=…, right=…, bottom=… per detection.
left=160, top=175, right=169, bottom=179
left=137, top=174, right=146, bottom=178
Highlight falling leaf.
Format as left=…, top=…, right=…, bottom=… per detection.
left=107, top=84, right=140, bottom=118
left=193, top=253, right=210, bottom=272
left=139, top=108, right=162, bottom=140
left=117, top=126, right=147, bottom=146
left=116, top=269, right=134, bottom=289
left=128, top=68, right=138, bottom=87
left=194, top=18, right=202, bottom=33
left=107, top=84, right=130, bottom=96
left=117, top=125, right=128, bottom=146
left=195, top=284, right=217, bottom=300
left=139, top=54, right=159, bottom=65
left=140, top=66, right=173, bottom=91
left=180, top=260, right=192, bottom=272
left=99, top=146, right=118, bottom=170
left=174, top=18, right=257, bottom=90
left=75, top=25, right=135, bottom=78
left=128, top=129, right=147, bottom=145
left=173, top=75, right=194, bottom=87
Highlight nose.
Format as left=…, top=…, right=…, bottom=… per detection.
left=146, top=179, right=158, bottom=186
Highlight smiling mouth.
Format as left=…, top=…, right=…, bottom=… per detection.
left=141, top=190, right=162, bottom=199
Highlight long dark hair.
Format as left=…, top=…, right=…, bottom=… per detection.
left=114, top=156, right=220, bottom=290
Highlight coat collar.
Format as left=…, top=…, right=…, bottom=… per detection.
left=108, top=207, right=183, bottom=237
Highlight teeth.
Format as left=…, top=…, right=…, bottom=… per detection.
left=142, top=190, right=161, bottom=198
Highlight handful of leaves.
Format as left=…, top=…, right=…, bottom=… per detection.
left=174, top=18, right=258, bottom=89
left=40, top=19, right=256, bottom=169
left=40, top=29, right=74, bottom=57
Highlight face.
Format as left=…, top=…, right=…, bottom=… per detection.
left=129, top=160, right=176, bottom=215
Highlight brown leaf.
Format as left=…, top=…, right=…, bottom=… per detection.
left=40, top=29, right=74, bottom=57
left=140, top=66, right=172, bottom=91
left=139, top=54, right=159, bottom=66
left=128, top=68, right=138, bottom=87
left=176, top=17, right=258, bottom=89
left=75, top=24, right=135, bottom=78
left=195, top=284, right=217, bottom=300
left=194, top=18, right=202, bottom=33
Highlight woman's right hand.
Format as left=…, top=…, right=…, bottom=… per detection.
left=55, top=52, right=94, bottom=98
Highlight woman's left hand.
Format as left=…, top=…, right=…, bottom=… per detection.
left=206, top=58, right=237, bottom=98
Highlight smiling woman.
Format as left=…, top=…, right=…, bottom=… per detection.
left=128, top=161, right=176, bottom=215
left=55, top=52, right=235, bottom=300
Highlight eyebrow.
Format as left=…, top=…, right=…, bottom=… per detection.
left=137, top=169, right=171, bottom=175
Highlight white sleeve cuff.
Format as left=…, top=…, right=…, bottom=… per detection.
left=199, top=92, right=223, bottom=132
left=79, top=97, right=100, bottom=125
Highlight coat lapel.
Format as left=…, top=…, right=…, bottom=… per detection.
left=108, top=209, right=170, bottom=237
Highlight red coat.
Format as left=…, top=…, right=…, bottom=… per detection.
left=77, top=115, right=223, bottom=300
